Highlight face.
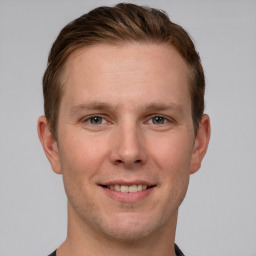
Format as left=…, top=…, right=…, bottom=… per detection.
left=39, top=43, right=210, bottom=242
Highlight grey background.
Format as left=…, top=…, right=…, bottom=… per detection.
left=0, top=0, right=255, bottom=255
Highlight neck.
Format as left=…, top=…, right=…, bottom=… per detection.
left=57, top=204, right=178, bottom=256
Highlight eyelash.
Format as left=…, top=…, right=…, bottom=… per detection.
left=82, top=115, right=108, bottom=125
left=147, top=115, right=170, bottom=125
left=82, top=115, right=171, bottom=126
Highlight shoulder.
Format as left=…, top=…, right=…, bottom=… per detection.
left=48, top=250, right=56, bottom=256
left=175, top=244, right=185, bottom=256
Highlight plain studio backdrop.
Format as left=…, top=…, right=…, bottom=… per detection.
left=0, top=0, right=255, bottom=255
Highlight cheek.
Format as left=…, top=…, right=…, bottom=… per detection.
left=148, top=132, right=194, bottom=172
left=58, top=133, right=111, bottom=200
left=148, top=133, right=193, bottom=206
left=59, top=133, right=109, bottom=174
left=58, top=135, right=107, bottom=211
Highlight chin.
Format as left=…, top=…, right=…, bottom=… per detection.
left=105, top=225, right=153, bottom=242
left=100, top=213, right=163, bottom=242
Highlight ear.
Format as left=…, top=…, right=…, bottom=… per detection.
left=190, top=114, right=211, bottom=174
left=37, top=116, right=62, bottom=174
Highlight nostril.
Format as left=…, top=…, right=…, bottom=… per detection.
left=114, top=159, right=141, bottom=164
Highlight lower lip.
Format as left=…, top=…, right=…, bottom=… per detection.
left=101, top=186, right=155, bottom=203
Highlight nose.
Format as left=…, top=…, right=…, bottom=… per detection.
left=109, top=123, right=147, bottom=168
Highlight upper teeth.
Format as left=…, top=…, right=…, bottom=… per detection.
left=108, top=184, right=148, bottom=193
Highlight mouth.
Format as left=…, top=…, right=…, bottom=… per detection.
left=100, top=184, right=156, bottom=193
left=99, top=180, right=157, bottom=202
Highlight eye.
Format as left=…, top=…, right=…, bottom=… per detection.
left=149, top=116, right=168, bottom=125
left=84, top=116, right=107, bottom=125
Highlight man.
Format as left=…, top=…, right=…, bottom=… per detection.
left=38, top=3, right=210, bottom=256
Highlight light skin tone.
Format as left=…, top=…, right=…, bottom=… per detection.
left=38, top=43, right=210, bottom=256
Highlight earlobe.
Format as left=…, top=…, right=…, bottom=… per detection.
left=190, top=114, right=211, bottom=174
left=37, top=116, right=62, bottom=174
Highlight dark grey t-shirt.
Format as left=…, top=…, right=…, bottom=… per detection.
left=48, top=244, right=185, bottom=256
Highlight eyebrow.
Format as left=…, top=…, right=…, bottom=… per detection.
left=143, top=103, right=184, bottom=113
left=69, top=101, right=184, bottom=116
left=69, top=102, right=115, bottom=116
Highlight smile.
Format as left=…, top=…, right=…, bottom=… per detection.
left=99, top=181, right=157, bottom=202
left=104, top=184, right=154, bottom=193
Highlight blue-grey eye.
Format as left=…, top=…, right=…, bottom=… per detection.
left=89, top=116, right=103, bottom=124
left=152, top=116, right=166, bottom=124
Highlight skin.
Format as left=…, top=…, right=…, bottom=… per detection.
left=38, top=43, right=210, bottom=256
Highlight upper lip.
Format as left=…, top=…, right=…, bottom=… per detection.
left=99, top=180, right=156, bottom=186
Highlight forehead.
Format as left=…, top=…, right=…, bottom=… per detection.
left=60, top=42, right=191, bottom=111
left=64, top=42, right=189, bottom=79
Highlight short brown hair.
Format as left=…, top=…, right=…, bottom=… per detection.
left=43, top=3, right=205, bottom=139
